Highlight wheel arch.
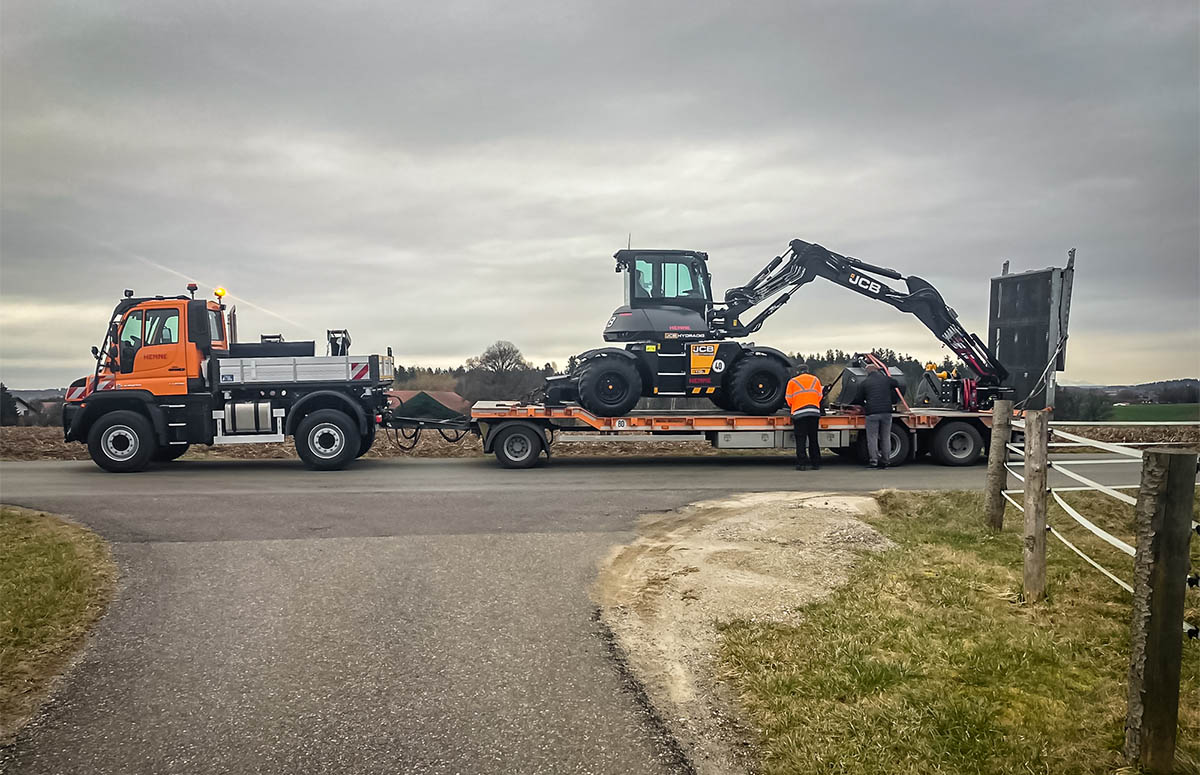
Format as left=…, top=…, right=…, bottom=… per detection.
left=578, top=347, right=653, bottom=392
left=286, top=390, right=369, bottom=436
left=72, top=391, right=167, bottom=445
left=481, top=419, right=550, bottom=454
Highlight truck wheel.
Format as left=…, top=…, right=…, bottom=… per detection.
left=728, top=355, right=788, bottom=415
left=931, top=421, right=984, bottom=466
left=88, top=410, right=155, bottom=473
left=295, top=409, right=358, bottom=470
left=493, top=425, right=543, bottom=469
left=152, top=444, right=190, bottom=462
left=356, top=424, right=376, bottom=458
left=577, top=358, right=642, bottom=416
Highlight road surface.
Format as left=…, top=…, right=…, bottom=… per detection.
left=0, top=454, right=1148, bottom=774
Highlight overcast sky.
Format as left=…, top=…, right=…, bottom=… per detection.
left=2, top=1, right=1197, bottom=389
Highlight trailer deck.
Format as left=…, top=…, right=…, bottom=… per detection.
left=465, top=401, right=996, bottom=469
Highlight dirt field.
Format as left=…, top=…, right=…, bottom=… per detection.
left=0, top=426, right=732, bottom=462
left=4, top=422, right=1195, bottom=462
left=594, top=492, right=895, bottom=775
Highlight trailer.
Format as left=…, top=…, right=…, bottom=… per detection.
left=463, top=401, right=997, bottom=469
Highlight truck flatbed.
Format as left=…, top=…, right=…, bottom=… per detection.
left=467, top=401, right=996, bottom=469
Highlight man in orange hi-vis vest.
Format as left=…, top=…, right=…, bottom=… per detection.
left=786, top=363, right=824, bottom=471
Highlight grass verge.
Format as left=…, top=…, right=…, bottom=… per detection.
left=0, top=505, right=116, bottom=743
left=718, top=490, right=1200, bottom=775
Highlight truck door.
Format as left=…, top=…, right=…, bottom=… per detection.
left=115, top=303, right=188, bottom=396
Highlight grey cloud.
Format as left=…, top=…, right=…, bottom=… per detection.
left=1, top=0, right=1197, bottom=387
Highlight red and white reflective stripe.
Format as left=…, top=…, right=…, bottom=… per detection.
left=350, top=362, right=369, bottom=380
left=96, top=376, right=116, bottom=391
left=66, top=385, right=87, bottom=401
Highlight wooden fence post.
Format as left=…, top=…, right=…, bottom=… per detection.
left=984, top=399, right=1014, bottom=531
left=1022, top=410, right=1048, bottom=602
left=1124, top=449, right=1198, bottom=772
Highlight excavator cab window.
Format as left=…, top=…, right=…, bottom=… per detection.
left=627, top=255, right=711, bottom=310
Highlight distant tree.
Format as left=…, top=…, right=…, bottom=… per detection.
left=467, top=341, right=531, bottom=373
left=1115, top=388, right=1140, bottom=403
left=0, top=384, right=17, bottom=426
left=1054, top=387, right=1113, bottom=421
left=566, top=355, right=580, bottom=374
left=1159, top=382, right=1200, bottom=404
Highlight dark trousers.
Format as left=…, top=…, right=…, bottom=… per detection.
left=792, top=415, right=821, bottom=467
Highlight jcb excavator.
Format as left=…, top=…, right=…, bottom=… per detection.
left=546, top=238, right=1010, bottom=416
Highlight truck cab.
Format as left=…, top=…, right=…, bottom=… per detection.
left=65, top=286, right=392, bottom=473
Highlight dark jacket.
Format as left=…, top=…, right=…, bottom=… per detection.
left=862, top=371, right=900, bottom=415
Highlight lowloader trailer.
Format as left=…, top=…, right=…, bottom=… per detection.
left=416, top=401, right=999, bottom=469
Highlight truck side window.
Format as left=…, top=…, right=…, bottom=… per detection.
left=633, top=259, right=653, bottom=298
left=207, top=310, right=225, bottom=343
left=143, top=309, right=180, bottom=346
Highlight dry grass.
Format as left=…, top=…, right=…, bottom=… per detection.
left=718, top=490, right=1200, bottom=775
left=0, top=506, right=116, bottom=743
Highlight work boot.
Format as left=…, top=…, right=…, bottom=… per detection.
left=795, top=463, right=808, bottom=471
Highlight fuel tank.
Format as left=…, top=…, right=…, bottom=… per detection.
left=603, top=305, right=710, bottom=343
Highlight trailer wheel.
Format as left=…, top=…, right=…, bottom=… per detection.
left=852, top=425, right=912, bottom=466
left=493, top=425, right=543, bottom=469
left=728, top=355, right=788, bottom=415
left=577, top=358, right=642, bottom=417
left=295, top=409, right=358, bottom=470
left=88, top=410, right=155, bottom=473
left=152, top=444, right=190, bottom=462
left=356, top=424, right=376, bottom=458
left=931, top=421, right=984, bottom=466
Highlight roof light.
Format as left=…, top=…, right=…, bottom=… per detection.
left=214, top=287, right=227, bottom=299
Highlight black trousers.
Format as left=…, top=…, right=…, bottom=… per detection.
left=792, top=415, right=821, bottom=466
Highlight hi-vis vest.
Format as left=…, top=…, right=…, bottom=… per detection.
left=786, top=374, right=822, bottom=415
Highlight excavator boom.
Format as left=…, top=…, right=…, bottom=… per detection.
left=711, top=238, right=1009, bottom=387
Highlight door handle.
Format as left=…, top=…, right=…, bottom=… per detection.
left=169, top=367, right=186, bottom=372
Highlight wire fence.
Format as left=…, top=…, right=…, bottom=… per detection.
left=1003, top=418, right=1199, bottom=638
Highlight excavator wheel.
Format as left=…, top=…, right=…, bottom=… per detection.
left=577, top=357, right=642, bottom=417
left=708, top=390, right=737, bottom=412
left=728, top=355, right=789, bottom=415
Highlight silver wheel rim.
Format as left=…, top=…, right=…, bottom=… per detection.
left=309, top=422, right=346, bottom=459
left=103, top=425, right=139, bottom=461
left=946, top=430, right=973, bottom=459
left=503, top=432, right=533, bottom=463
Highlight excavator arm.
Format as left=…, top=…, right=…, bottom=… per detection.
left=711, top=238, right=1009, bottom=387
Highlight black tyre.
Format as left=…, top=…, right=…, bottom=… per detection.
left=87, top=410, right=155, bottom=473
left=357, top=423, right=377, bottom=458
left=493, top=424, right=543, bottom=469
left=728, top=355, right=789, bottom=415
left=152, top=443, right=190, bottom=462
left=577, top=357, right=642, bottom=417
left=295, top=409, right=359, bottom=470
left=709, top=390, right=736, bottom=412
left=853, top=424, right=912, bottom=466
left=930, top=421, right=985, bottom=466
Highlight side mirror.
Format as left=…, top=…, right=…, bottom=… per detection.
left=91, top=346, right=100, bottom=360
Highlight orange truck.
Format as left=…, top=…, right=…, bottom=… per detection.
left=64, top=285, right=393, bottom=472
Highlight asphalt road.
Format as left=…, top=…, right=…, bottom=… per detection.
left=0, top=454, right=1148, bottom=774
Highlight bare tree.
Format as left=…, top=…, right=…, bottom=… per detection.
left=466, top=341, right=532, bottom=374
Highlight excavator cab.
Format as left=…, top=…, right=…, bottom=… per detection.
left=604, top=250, right=715, bottom=342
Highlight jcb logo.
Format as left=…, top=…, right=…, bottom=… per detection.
left=692, top=344, right=715, bottom=354
left=849, top=272, right=882, bottom=295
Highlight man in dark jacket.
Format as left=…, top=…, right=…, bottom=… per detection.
left=862, top=364, right=900, bottom=468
